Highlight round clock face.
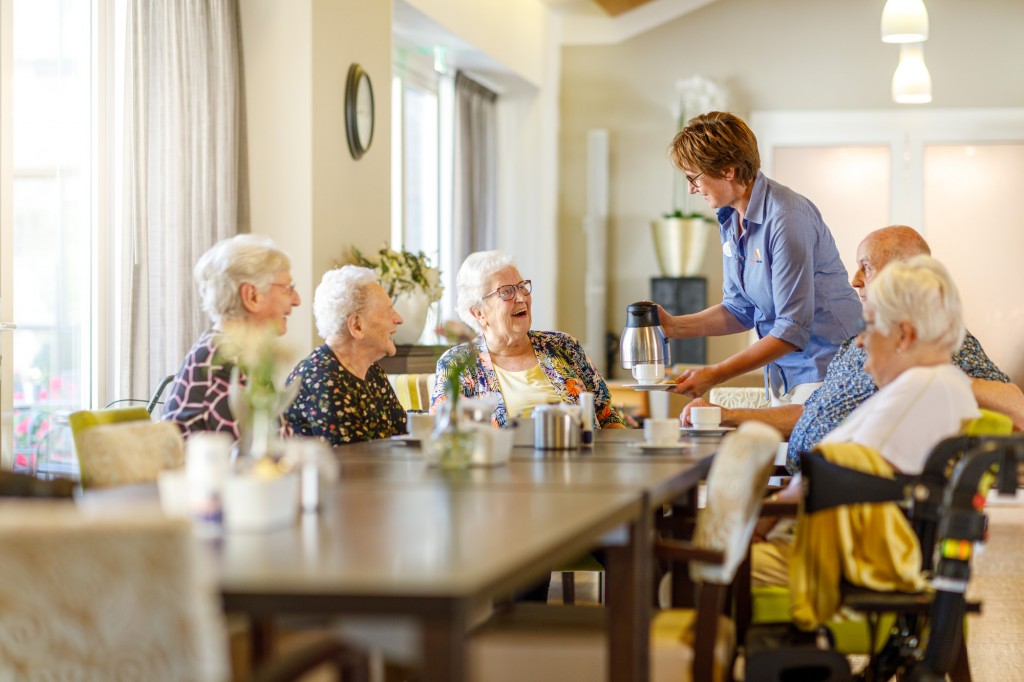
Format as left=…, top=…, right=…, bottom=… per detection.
left=345, top=64, right=375, bottom=159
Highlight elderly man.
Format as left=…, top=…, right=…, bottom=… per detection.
left=682, top=225, right=1024, bottom=473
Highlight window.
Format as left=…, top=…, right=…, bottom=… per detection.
left=2, top=0, right=123, bottom=472
left=392, top=45, right=455, bottom=338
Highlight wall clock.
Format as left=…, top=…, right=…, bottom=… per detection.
left=345, top=63, right=375, bottom=160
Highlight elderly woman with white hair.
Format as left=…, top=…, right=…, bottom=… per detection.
left=752, top=255, right=981, bottom=591
left=284, top=265, right=407, bottom=445
left=431, top=250, right=625, bottom=429
left=163, top=234, right=301, bottom=440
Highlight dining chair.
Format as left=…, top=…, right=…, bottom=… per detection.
left=69, top=407, right=184, bottom=488
left=387, top=373, right=436, bottom=412
left=468, top=421, right=781, bottom=682
left=0, top=500, right=368, bottom=682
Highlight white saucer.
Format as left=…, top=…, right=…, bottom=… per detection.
left=680, top=425, right=735, bottom=436
left=629, top=442, right=692, bottom=452
left=630, top=383, right=674, bottom=391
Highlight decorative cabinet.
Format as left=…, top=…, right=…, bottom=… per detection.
left=651, top=277, right=706, bottom=365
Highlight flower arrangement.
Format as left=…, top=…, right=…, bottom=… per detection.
left=216, top=321, right=298, bottom=466
left=350, top=245, right=443, bottom=303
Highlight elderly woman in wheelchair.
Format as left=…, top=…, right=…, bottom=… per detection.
left=752, top=255, right=980, bottom=597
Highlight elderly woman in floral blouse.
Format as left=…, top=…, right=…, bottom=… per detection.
left=431, top=250, right=625, bottom=429
left=284, top=266, right=407, bottom=444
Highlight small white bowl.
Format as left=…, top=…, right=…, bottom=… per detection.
left=222, top=471, right=300, bottom=532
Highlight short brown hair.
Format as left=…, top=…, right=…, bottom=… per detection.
left=669, top=111, right=761, bottom=186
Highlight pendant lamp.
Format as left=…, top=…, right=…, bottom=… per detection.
left=881, top=0, right=929, bottom=43
left=892, top=43, right=932, bottom=104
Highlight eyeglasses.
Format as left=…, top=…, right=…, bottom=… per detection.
left=482, top=280, right=532, bottom=302
left=685, top=171, right=706, bottom=188
left=269, top=281, right=298, bottom=296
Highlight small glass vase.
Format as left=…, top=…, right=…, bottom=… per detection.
left=430, top=426, right=475, bottom=470
left=429, top=393, right=473, bottom=470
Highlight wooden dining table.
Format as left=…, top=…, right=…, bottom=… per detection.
left=82, top=428, right=721, bottom=682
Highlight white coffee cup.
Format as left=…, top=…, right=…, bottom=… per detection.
left=690, top=406, right=722, bottom=428
left=644, top=418, right=679, bottom=445
left=632, top=363, right=665, bottom=384
left=406, top=412, right=434, bottom=440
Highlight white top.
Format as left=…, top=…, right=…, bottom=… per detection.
left=823, top=363, right=979, bottom=475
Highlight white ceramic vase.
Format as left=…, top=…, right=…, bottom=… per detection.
left=391, top=287, right=431, bottom=345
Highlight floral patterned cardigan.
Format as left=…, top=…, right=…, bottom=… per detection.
left=430, top=330, right=625, bottom=429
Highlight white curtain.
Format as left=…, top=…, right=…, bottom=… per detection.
left=121, top=0, right=247, bottom=401
left=452, top=72, right=498, bottom=262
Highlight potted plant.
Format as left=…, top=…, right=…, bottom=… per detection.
left=651, top=75, right=726, bottom=277
left=349, top=245, right=443, bottom=345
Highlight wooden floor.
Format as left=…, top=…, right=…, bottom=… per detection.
left=966, top=492, right=1024, bottom=681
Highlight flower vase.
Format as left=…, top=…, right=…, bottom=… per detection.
left=427, top=394, right=473, bottom=470
left=391, top=287, right=431, bottom=345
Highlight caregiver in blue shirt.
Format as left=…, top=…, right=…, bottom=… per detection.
left=661, top=112, right=861, bottom=405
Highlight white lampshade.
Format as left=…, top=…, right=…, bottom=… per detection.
left=892, top=43, right=932, bottom=104
left=881, top=0, right=929, bottom=43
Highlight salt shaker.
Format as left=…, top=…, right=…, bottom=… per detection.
left=579, top=392, right=595, bottom=447
left=186, top=432, right=232, bottom=535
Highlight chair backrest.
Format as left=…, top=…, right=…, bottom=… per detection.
left=148, top=373, right=178, bottom=415
left=68, top=406, right=153, bottom=448
left=691, top=421, right=780, bottom=585
left=387, top=373, right=436, bottom=412
left=70, top=411, right=184, bottom=488
left=0, top=501, right=228, bottom=681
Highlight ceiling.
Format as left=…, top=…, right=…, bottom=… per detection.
left=539, top=0, right=720, bottom=45
left=541, top=0, right=658, bottom=18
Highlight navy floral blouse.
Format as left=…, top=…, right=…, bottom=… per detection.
left=284, top=344, right=407, bottom=445
left=430, top=331, right=625, bottom=429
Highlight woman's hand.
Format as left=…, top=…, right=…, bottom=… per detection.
left=656, top=305, right=677, bottom=337
left=671, top=365, right=721, bottom=398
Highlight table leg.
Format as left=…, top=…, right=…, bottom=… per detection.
left=606, top=497, right=652, bottom=682
left=421, top=604, right=468, bottom=682
left=250, top=616, right=276, bottom=666
left=671, top=488, right=700, bottom=608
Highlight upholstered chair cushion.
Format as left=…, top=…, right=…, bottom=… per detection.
left=0, top=502, right=227, bottom=681
left=76, top=420, right=185, bottom=488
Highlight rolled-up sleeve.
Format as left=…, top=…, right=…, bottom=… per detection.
left=765, top=209, right=817, bottom=350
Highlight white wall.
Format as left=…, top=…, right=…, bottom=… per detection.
left=238, top=0, right=392, bottom=360
left=404, top=0, right=561, bottom=330
left=558, top=0, right=1024, bottom=377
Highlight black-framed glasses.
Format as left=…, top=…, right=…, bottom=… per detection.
left=685, top=171, right=706, bottom=188
left=482, top=279, right=532, bottom=302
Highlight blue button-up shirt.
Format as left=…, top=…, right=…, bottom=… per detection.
left=718, top=172, right=862, bottom=396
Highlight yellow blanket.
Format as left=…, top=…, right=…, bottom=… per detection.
left=789, top=442, right=929, bottom=630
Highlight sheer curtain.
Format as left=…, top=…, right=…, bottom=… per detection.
left=452, top=72, right=497, bottom=263
left=121, top=0, right=247, bottom=401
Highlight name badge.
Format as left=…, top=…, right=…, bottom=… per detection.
left=722, top=242, right=733, bottom=258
